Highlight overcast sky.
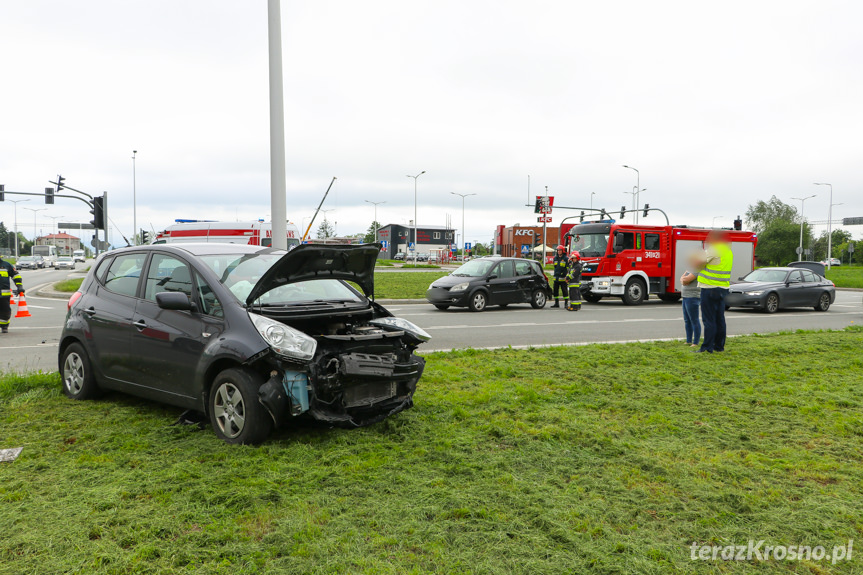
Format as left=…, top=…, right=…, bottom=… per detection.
left=2, top=1, right=861, bottom=247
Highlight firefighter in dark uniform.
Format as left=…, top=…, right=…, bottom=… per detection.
left=551, top=245, right=569, bottom=308
left=566, top=251, right=583, bottom=311
left=0, top=255, right=24, bottom=333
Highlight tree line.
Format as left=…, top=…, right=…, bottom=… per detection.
left=745, top=196, right=860, bottom=266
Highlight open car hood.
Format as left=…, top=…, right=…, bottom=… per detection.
left=245, top=243, right=381, bottom=305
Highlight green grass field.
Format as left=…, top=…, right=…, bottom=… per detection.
left=373, top=271, right=449, bottom=299
left=825, top=265, right=863, bottom=289
left=53, top=278, right=84, bottom=292
left=2, top=329, right=863, bottom=574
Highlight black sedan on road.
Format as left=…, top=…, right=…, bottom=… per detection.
left=726, top=267, right=835, bottom=313
left=59, top=243, right=430, bottom=444
left=426, top=257, right=552, bottom=312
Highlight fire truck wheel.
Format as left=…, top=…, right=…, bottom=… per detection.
left=469, top=291, right=488, bottom=312
left=530, top=289, right=547, bottom=309
left=622, top=278, right=646, bottom=306
left=583, top=292, right=603, bottom=303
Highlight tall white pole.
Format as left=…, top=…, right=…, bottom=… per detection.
left=451, top=191, right=476, bottom=257
left=365, top=200, right=385, bottom=242
left=407, top=171, right=425, bottom=263
left=268, top=0, right=287, bottom=250
left=9, top=199, right=29, bottom=258
left=791, top=194, right=816, bottom=260
left=623, top=165, right=640, bottom=224
left=132, top=150, right=137, bottom=244
left=815, top=183, right=832, bottom=269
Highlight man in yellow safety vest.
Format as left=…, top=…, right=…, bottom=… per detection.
left=686, top=230, right=733, bottom=353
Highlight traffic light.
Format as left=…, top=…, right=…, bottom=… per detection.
left=141, top=230, right=151, bottom=244
left=620, top=205, right=626, bottom=219
left=733, top=215, right=743, bottom=231
left=579, top=210, right=585, bottom=223
left=90, top=195, right=105, bottom=230
left=600, top=209, right=608, bottom=220
left=0, top=184, right=4, bottom=201
left=45, top=187, right=54, bottom=204
left=56, top=175, right=65, bottom=191
left=643, top=203, right=650, bottom=218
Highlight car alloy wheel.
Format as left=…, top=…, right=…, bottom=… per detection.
left=209, top=368, right=273, bottom=444
left=469, top=291, right=487, bottom=312
left=61, top=342, right=100, bottom=400
left=816, top=292, right=831, bottom=312
left=531, top=289, right=547, bottom=309
left=765, top=293, right=779, bottom=313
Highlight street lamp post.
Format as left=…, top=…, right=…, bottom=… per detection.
left=46, top=215, right=64, bottom=253
left=712, top=215, right=723, bottom=227
left=790, top=194, right=816, bottom=260
left=814, top=183, right=833, bottom=269
left=132, top=150, right=137, bottom=245
left=23, top=207, right=47, bottom=248
left=451, top=192, right=477, bottom=258
left=406, top=171, right=425, bottom=263
left=622, top=165, right=640, bottom=224
left=364, top=200, right=386, bottom=243
left=319, top=209, right=335, bottom=239
left=8, top=199, right=29, bottom=258
left=590, top=191, right=596, bottom=210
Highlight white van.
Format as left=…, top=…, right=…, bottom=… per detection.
left=73, top=249, right=86, bottom=263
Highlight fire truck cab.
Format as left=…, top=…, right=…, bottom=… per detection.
left=562, top=221, right=757, bottom=305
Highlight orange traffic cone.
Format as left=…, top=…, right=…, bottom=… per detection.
left=8, top=293, right=15, bottom=305
left=15, top=295, right=31, bottom=318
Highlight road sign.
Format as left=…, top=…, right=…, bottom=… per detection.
left=408, top=242, right=415, bottom=251
left=381, top=240, right=388, bottom=249
left=521, top=245, right=530, bottom=254
left=465, top=242, right=471, bottom=250
left=850, top=243, right=855, bottom=254
left=796, top=246, right=802, bottom=255
left=843, top=217, right=863, bottom=225
left=59, top=222, right=95, bottom=230
left=537, top=216, right=552, bottom=223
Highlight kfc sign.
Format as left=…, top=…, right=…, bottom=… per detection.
left=514, top=229, right=535, bottom=236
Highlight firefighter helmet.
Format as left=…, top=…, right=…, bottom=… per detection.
left=556, top=245, right=565, bottom=251
left=570, top=251, right=581, bottom=260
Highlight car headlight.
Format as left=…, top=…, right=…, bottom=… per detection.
left=370, top=317, right=431, bottom=342
left=428, top=282, right=437, bottom=290
left=745, top=291, right=763, bottom=296
left=249, top=313, right=317, bottom=361
left=450, top=282, right=470, bottom=292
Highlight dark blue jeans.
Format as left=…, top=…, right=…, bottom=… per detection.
left=699, top=287, right=728, bottom=352
left=682, top=297, right=701, bottom=344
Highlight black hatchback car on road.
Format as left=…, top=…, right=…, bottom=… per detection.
left=59, top=243, right=430, bottom=444
left=426, top=257, right=552, bottom=311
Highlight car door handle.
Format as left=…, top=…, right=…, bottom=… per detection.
left=133, top=319, right=147, bottom=330
left=84, top=307, right=97, bottom=316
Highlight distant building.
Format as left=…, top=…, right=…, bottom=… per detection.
left=376, top=224, right=455, bottom=258
left=495, top=225, right=560, bottom=259
left=36, top=233, right=81, bottom=255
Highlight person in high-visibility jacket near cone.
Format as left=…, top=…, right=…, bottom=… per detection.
left=565, top=251, right=583, bottom=311
left=690, top=230, right=733, bottom=353
left=550, top=245, right=569, bottom=308
left=0, top=255, right=25, bottom=333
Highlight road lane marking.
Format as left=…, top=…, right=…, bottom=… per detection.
left=419, top=311, right=859, bottom=330
left=0, top=344, right=59, bottom=350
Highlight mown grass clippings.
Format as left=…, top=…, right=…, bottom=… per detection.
left=0, top=330, right=862, bottom=573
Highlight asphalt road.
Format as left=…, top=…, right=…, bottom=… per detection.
left=1, top=267, right=860, bottom=373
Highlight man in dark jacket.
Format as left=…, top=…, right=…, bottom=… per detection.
left=0, top=256, right=24, bottom=333
left=566, top=251, right=583, bottom=311
left=551, top=245, right=569, bottom=308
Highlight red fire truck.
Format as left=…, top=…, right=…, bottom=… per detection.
left=560, top=220, right=758, bottom=305
left=153, top=220, right=301, bottom=247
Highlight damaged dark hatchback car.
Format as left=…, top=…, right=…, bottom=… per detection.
left=58, top=243, right=430, bottom=444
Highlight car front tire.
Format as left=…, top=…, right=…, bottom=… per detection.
left=468, top=291, right=487, bottom=312
left=815, top=292, right=831, bottom=312
left=209, top=368, right=273, bottom=445
left=61, top=342, right=101, bottom=400
left=764, top=293, right=779, bottom=314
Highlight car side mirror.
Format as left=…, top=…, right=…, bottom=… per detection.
left=156, top=291, right=195, bottom=312
left=487, top=274, right=498, bottom=280
left=738, top=276, right=745, bottom=281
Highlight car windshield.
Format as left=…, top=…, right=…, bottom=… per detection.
left=569, top=233, right=609, bottom=257
left=451, top=258, right=496, bottom=277
left=743, top=269, right=788, bottom=283
left=198, top=253, right=364, bottom=305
